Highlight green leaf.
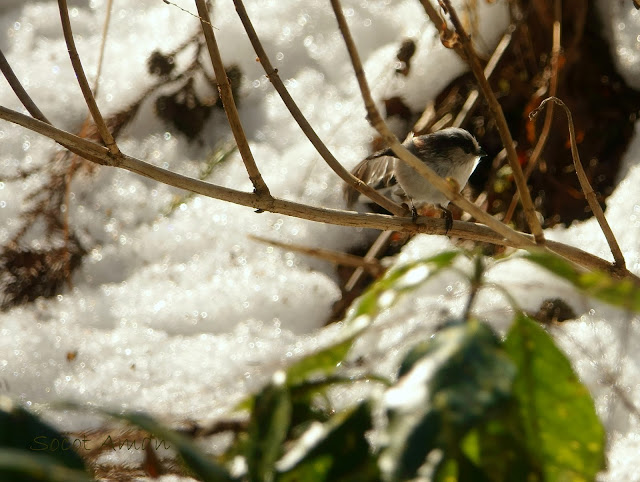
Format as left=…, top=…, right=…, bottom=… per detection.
left=461, top=411, right=543, bottom=481
left=383, top=321, right=516, bottom=481
left=382, top=408, right=442, bottom=482
left=432, top=452, right=492, bottom=482
left=397, top=319, right=464, bottom=377
left=427, top=320, right=515, bottom=430
left=246, top=372, right=292, bottom=482
left=0, top=449, right=90, bottom=482
left=285, top=252, right=462, bottom=389
left=276, top=401, right=377, bottom=481
left=524, top=251, right=640, bottom=311
left=351, top=251, right=461, bottom=319
left=503, top=313, right=606, bottom=481
left=286, top=337, right=355, bottom=387
left=0, top=397, right=88, bottom=481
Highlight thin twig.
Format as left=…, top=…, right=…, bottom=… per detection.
left=438, top=0, right=545, bottom=244
left=530, top=97, right=626, bottom=269
left=57, top=0, right=120, bottom=156
left=0, top=48, right=50, bottom=123
left=231, top=0, right=404, bottom=216
left=504, top=0, right=562, bottom=225
left=329, top=0, right=533, bottom=249
left=462, top=255, right=485, bottom=321
left=193, top=0, right=270, bottom=197
left=63, top=0, right=114, bottom=291
left=93, top=0, right=114, bottom=97
left=417, top=0, right=465, bottom=59
left=344, top=230, right=395, bottom=292
left=248, top=234, right=384, bottom=276
left=452, top=26, right=514, bottom=128
left=0, top=50, right=108, bottom=167
left=0, top=105, right=636, bottom=280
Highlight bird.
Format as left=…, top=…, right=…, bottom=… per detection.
left=343, top=127, right=486, bottom=231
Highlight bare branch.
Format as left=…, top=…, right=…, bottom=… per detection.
left=329, top=0, right=533, bottom=249
left=504, top=0, right=562, bottom=224
left=93, top=0, right=114, bottom=97
left=452, top=26, right=514, bottom=129
left=344, top=230, right=395, bottom=292
left=417, top=0, right=465, bottom=60
left=248, top=234, right=384, bottom=276
left=0, top=48, right=50, bottom=123
left=1, top=104, right=632, bottom=280
left=531, top=97, right=626, bottom=269
left=231, top=0, right=405, bottom=216
left=438, top=0, right=545, bottom=244
left=57, top=0, right=120, bottom=156
left=193, top=0, right=270, bottom=197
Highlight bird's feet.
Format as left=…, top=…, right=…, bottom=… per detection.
left=438, top=204, right=453, bottom=233
left=411, top=204, right=419, bottom=222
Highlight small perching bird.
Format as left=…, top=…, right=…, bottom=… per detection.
left=343, top=127, right=486, bottom=230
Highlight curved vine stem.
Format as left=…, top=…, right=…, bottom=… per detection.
left=530, top=97, right=626, bottom=269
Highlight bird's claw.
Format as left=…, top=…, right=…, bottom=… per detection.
left=411, top=205, right=419, bottom=222
left=438, top=204, right=453, bottom=234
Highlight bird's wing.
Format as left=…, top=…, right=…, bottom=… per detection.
left=343, top=153, right=399, bottom=208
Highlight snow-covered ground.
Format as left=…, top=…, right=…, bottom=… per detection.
left=1, top=0, right=639, bottom=479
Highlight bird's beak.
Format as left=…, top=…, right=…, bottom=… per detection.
left=477, top=148, right=488, bottom=158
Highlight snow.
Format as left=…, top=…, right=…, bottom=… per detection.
left=0, top=0, right=639, bottom=479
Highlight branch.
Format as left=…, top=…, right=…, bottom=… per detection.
left=344, top=230, right=395, bottom=291
left=93, top=0, right=114, bottom=97
left=1, top=104, right=633, bottom=280
left=0, top=48, right=49, bottom=123
left=530, top=97, right=626, bottom=269
left=504, top=0, right=562, bottom=224
left=57, top=0, right=120, bottom=156
left=231, top=0, right=405, bottom=216
left=193, top=0, right=270, bottom=197
left=417, top=0, right=465, bottom=60
left=452, top=26, right=514, bottom=129
left=328, top=0, right=533, bottom=249
left=438, top=0, right=545, bottom=244
left=0, top=50, right=110, bottom=166
left=248, top=234, right=384, bottom=276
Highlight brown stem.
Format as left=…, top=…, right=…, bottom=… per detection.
left=329, top=0, right=532, bottom=248
left=504, top=0, right=562, bottom=225
left=344, top=230, right=395, bottom=292
left=417, top=0, right=465, bottom=60
left=0, top=48, right=49, bottom=123
left=93, top=0, right=114, bottom=97
left=453, top=27, right=514, bottom=128
left=530, top=97, right=626, bottom=270
left=0, top=49, right=110, bottom=168
left=193, top=0, right=270, bottom=197
left=439, top=0, right=545, bottom=244
left=231, top=0, right=405, bottom=216
left=57, top=0, right=120, bottom=156
left=0, top=105, right=636, bottom=281
left=248, top=234, right=384, bottom=276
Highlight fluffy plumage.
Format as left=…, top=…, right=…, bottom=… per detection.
left=344, top=127, right=485, bottom=211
